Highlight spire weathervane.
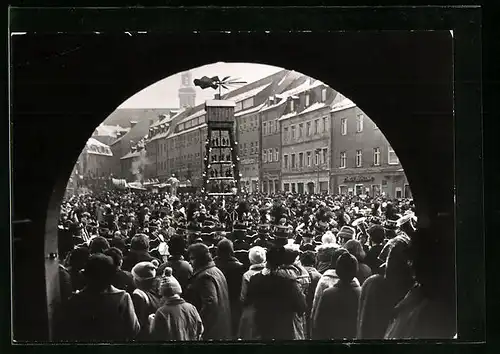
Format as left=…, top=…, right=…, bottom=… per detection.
left=193, top=76, right=247, bottom=97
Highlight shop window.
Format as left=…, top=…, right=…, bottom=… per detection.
left=339, top=185, right=348, bottom=195
left=291, top=183, right=297, bottom=193
left=372, top=184, right=381, bottom=197
left=298, top=183, right=305, bottom=194
left=355, top=184, right=364, bottom=196
left=284, top=183, right=290, bottom=192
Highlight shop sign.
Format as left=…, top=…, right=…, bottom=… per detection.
left=344, top=176, right=375, bottom=183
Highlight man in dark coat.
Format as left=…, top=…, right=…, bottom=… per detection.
left=184, top=243, right=232, bottom=340
left=157, top=234, right=193, bottom=294
left=245, top=246, right=307, bottom=340
left=214, top=238, right=246, bottom=338
left=365, top=225, right=386, bottom=275
left=104, top=247, right=136, bottom=295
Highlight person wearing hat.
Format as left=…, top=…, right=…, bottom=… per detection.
left=337, top=226, right=356, bottom=246
left=122, top=234, right=159, bottom=272
left=131, top=261, right=163, bottom=340
left=357, top=236, right=414, bottom=339
left=312, top=253, right=361, bottom=340
left=252, top=224, right=274, bottom=249
left=58, top=254, right=140, bottom=341
left=244, top=246, right=307, bottom=340
left=183, top=243, right=232, bottom=340
left=299, top=250, right=322, bottom=339
left=314, top=231, right=340, bottom=274
left=213, top=238, right=246, bottom=339
left=299, top=231, right=317, bottom=252
left=63, top=246, right=90, bottom=293
left=149, top=267, right=204, bottom=341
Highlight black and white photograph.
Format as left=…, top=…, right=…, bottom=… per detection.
left=9, top=7, right=484, bottom=345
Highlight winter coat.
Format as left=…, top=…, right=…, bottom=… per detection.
left=312, top=279, right=361, bottom=340
left=310, top=269, right=340, bottom=324
left=275, top=263, right=312, bottom=340
left=184, top=262, right=232, bottom=340
left=214, top=256, right=246, bottom=338
left=132, top=288, right=164, bottom=340
left=303, top=266, right=322, bottom=338
left=157, top=255, right=193, bottom=293
left=246, top=269, right=307, bottom=340
left=59, top=286, right=140, bottom=342
left=384, top=284, right=456, bottom=339
left=356, top=274, right=412, bottom=339
left=365, top=244, right=384, bottom=274
left=150, top=297, right=204, bottom=341
left=240, top=264, right=266, bottom=303
left=122, top=250, right=158, bottom=272
left=315, top=244, right=339, bottom=274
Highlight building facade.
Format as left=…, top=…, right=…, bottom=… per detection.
left=329, top=96, right=410, bottom=199
left=279, top=80, right=337, bottom=194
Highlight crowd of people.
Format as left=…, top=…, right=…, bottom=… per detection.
left=53, top=188, right=453, bottom=342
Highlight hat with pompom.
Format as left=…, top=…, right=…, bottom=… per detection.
left=131, top=261, right=157, bottom=282
left=160, top=267, right=182, bottom=297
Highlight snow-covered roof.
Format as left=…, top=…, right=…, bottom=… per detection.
left=260, top=79, right=317, bottom=114
left=151, top=109, right=185, bottom=128
left=300, top=102, right=328, bottom=115
left=224, top=83, right=272, bottom=103
left=95, top=125, right=129, bottom=138
left=85, top=138, right=113, bottom=156
left=278, top=111, right=299, bottom=121
left=206, top=100, right=236, bottom=107
left=330, top=97, right=356, bottom=113
left=234, top=102, right=266, bottom=117
left=120, top=150, right=141, bottom=160
left=169, top=123, right=207, bottom=139
left=177, top=109, right=206, bottom=125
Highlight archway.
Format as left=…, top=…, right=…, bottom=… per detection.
left=12, top=31, right=455, bottom=341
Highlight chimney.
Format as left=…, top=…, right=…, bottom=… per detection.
left=131, top=146, right=137, bottom=153
left=214, top=93, right=221, bottom=99
left=130, top=120, right=138, bottom=129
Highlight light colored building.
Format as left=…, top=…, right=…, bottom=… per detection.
left=329, top=95, right=410, bottom=198
left=279, top=79, right=337, bottom=194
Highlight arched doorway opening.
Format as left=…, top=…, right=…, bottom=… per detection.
left=12, top=31, right=456, bottom=341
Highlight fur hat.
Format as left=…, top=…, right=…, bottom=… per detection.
left=160, top=267, right=182, bottom=297
left=337, top=226, right=356, bottom=241
left=248, top=246, right=266, bottom=265
left=131, top=261, right=157, bottom=282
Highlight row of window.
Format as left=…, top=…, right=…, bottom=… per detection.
left=338, top=147, right=399, bottom=168
left=283, top=148, right=328, bottom=169
left=234, top=97, right=255, bottom=112
left=262, top=148, right=280, bottom=163
left=283, top=116, right=329, bottom=142
left=176, top=115, right=205, bottom=133
left=340, top=114, right=364, bottom=135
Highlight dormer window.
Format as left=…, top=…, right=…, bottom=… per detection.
left=305, top=94, right=310, bottom=107
left=290, top=99, right=295, bottom=112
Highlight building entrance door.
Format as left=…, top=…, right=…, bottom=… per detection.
left=355, top=184, right=364, bottom=195
left=298, top=183, right=304, bottom=194
left=307, top=182, right=315, bottom=194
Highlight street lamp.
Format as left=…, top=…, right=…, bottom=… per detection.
left=315, top=148, right=321, bottom=194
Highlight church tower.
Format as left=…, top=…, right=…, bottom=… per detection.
left=178, top=71, right=196, bottom=108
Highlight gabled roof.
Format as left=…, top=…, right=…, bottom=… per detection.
left=85, top=138, right=113, bottom=156
left=177, top=108, right=206, bottom=125
left=330, top=97, right=356, bottom=112
left=94, top=125, right=129, bottom=138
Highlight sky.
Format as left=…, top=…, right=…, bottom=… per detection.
left=117, top=62, right=285, bottom=109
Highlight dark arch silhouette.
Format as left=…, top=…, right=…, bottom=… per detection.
left=12, top=31, right=455, bottom=340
